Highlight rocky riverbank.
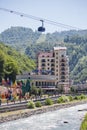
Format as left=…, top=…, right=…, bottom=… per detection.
left=0, top=100, right=87, bottom=124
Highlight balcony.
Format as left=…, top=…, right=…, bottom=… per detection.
left=42, top=64, right=45, bottom=67
left=61, top=72, right=65, bottom=75
left=61, top=63, right=65, bottom=67
left=61, top=67, right=65, bottom=71
left=41, top=59, right=46, bottom=62
left=61, top=76, right=65, bottom=79
left=51, top=59, right=55, bottom=62
left=51, top=64, right=55, bottom=67
left=60, top=59, right=66, bottom=62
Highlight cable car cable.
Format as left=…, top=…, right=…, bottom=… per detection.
left=0, top=7, right=81, bottom=31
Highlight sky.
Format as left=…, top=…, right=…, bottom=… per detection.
left=0, top=0, right=87, bottom=33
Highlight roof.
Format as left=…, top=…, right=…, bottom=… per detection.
left=54, top=47, right=67, bottom=50
left=30, top=75, right=56, bottom=81
left=38, top=52, right=53, bottom=58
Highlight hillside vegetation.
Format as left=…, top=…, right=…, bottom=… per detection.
left=1, top=27, right=87, bottom=84
left=0, top=42, right=35, bottom=82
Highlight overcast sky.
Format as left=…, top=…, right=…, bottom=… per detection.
left=0, top=0, right=87, bottom=33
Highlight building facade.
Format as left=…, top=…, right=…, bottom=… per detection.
left=35, top=46, right=69, bottom=92
left=16, top=46, right=70, bottom=93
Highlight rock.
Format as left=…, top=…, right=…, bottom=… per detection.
left=64, top=121, right=68, bottom=123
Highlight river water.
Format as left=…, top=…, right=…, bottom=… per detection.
left=0, top=103, right=87, bottom=130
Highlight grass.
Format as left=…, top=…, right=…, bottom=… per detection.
left=80, top=114, right=87, bottom=130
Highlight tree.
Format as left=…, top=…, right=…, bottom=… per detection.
left=21, top=82, right=26, bottom=96
left=30, top=85, right=38, bottom=96
left=0, top=51, right=5, bottom=82
left=4, top=58, right=19, bottom=83
left=25, top=79, right=31, bottom=92
left=38, top=88, right=43, bottom=97
left=57, top=85, right=64, bottom=93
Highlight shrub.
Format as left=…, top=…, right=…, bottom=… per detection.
left=35, top=101, right=42, bottom=107
left=68, top=95, right=73, bottom=101
left=27, top=101, right=35, bottom=109
left=57, top=95, right=69, bottom=103
left=74, top=94, right=86, bottom=100
left=74, top=96, right=80, bottom=100
left=45, top=98, right=53, bottom=105
left=80, top=94, right=86, bottom=100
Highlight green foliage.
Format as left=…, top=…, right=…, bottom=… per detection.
left=0, top=43, right=35, bottom=82
left=27, top=101, right=35, bottom=109
left=21, top=79, right=31, bottom=96
left=35, top=101, right=42, bottom=107
left=25, top=79, right=31, bottom=92
left=45, top=98, right=53, bottom=105
left=0, top=51, right=5, bottom=82
left=21, top=82, right=26, bottom=96
left=0, top=27, right=41, bottom=45
left=57, top=85, right=64, bottom=93
left=30, top=86, right=38, bottom=96
left=57, top=96, right=69, bottom=103
left=38, top=88, right=43, bottom=97
left=80, top=94, right=86, bottom=99
left=80, top=114, right=87, bottom=130
left=4, top=58, right=18, bottom=82
left=74, top=96, right=81, bottom=100
left=68, top=96, right=73, bottom=101
left=74, top=94, right=86, bottom=100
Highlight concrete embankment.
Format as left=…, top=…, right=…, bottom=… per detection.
left=0, top=100, right=87, bottom=123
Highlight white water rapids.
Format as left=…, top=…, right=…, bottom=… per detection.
left=0, top=103, right=87, bottom=130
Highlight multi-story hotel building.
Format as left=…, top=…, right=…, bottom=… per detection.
left=16, top=46, right=70, bottom=93
left=33, top=46, right=69, bottom=92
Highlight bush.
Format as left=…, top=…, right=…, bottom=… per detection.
left=80, top=94, right=86, bottom=100
left=57, top=96, right=69, bottom=103
left=68, top=95, right=73, bottom=101
left=74, top=94, right=86, bottom=100
left=35, top=101, right=42, bottom=107
left=74, top=96, right=80, bottom=100
left=27, top=101, right=35, bottom=109
left=45, top=98, right=53, bottom=105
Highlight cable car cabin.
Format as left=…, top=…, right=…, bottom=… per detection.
left=38, top=20, right=45, bottom=32
left=38, top=26, right=45, bottom=32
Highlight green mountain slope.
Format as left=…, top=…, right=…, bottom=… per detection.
left=0, top=42, right=35, bottom=82
left=0, top=26, right=41, bottom=53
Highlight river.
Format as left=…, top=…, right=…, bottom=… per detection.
left=0, top=103, right=87, bottom=130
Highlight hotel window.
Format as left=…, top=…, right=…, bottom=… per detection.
left=41, top=59, right=45, bottom=62
left=61, top=55, right=64, bottom=57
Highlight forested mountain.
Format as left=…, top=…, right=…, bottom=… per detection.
left=0, top=27, right=41, bottom=53
left=0, top=42, right=35, bottom=82
left=0, top=26, right=87, bottom=84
